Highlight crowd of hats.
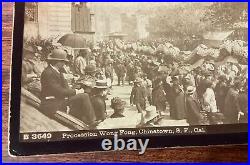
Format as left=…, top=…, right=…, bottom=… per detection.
left=94, top=39, right=248, bottom=66
left=23, top=36, right=248, bottom=87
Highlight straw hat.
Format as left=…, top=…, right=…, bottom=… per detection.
left=94, top=79, right=108, bottom=89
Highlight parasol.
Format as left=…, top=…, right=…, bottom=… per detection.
left=57, top=33, right=87, bottom=48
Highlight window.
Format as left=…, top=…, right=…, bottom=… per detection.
left=25, top=2, right=38, bottom=22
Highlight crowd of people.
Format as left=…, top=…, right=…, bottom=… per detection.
left=21, top=38, right=248, bottom=129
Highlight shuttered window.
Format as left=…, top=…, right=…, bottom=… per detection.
left=71, top=2, right=91, bottom=33
left=25, top=2, right=38, bottom=22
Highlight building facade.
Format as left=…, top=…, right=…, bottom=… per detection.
left=24, top=2, right=95, bottom=42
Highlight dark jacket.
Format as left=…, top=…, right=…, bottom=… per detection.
left=224, top=88, right=240, bottom=124
left=152, top=85, right=167, bottom=106
left=116, top=64, right=127, bottom=77
left=130, top=86, right=146, bottom=105
left=40, top=66, right=76, bottom=115
left=215, top=82, right=228, bottom=113
left=185, top=95, right=203, bottom=125
left=105, top=65, right=114, bottom=78
left=91, top=95, right=107, bottom=121
left=40, top=65, right=96, bottom=124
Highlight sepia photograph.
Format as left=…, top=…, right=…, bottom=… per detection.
left=19, top=2, right=248, bottom=136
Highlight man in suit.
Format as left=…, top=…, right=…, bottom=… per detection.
left=40, top=48, right=97, bottom=127
left=90, top=80, right=108, bottom=121
left=185, top=86, right=203, bottom=125
left=223, top=80, right=242, bottom=124
left=115, top=61, right=127, bottom=86
left=130, top=78, right=147, bottom=113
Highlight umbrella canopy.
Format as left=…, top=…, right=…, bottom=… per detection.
left=58, top=34, right=87, bottom=48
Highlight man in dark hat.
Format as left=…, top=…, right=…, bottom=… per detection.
left=115, top=61, right=127, bottom=86
left=152, top=78, right=167, bottom=116
left=130, top=78, right=147, bottom=113
left=90, top=80, right=108, bottom=121
left=185, top=86, right=203, bottom=125
left=196, top=70, right=213, bottom=99
left=223, top=79, right=242, bottom=124
left=214, top=75, right=229, bottom=114
left=104, top=59, right=114, bottom=87
left=40, top=48, right=97, bottom=127
left=83, top=64, right=97, bottom=82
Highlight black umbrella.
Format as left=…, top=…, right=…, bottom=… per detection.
left=57, top=33, right=87, bottom=48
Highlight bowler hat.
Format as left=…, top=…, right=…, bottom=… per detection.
left=47, top=49, right=69, bottom=62
left=94, top=80, right=108, bottom=89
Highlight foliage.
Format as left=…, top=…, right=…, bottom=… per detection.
left=146, top=3, right=210, bottom=38
left=202, top=2, right=248, bottom=29
left=24, top=36, right=55, bottom=60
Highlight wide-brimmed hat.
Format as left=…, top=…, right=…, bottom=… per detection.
left=111, top=97, right=126, bottom=110
left=47, top=49, right=69, bottom=62
left=94, top=80, right=108, bottom=89
left=144, top=106, right=159, bottom=123
left=85, top=64, right=97, bottom=73
left=186, top=86, right=196, bottom=95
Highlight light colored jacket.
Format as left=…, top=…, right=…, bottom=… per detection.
left=203, top=88, right=218, bottom=112
left=74, top=56, right=87, bottom=76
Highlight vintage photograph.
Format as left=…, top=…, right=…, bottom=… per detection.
left=20, top=2, right=248, bottom=133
